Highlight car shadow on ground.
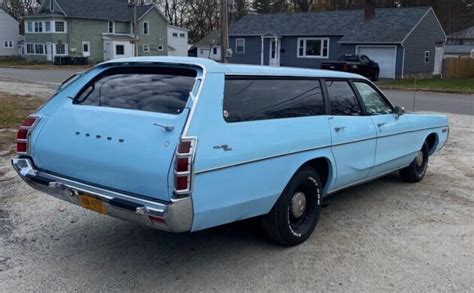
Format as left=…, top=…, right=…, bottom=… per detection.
left=10, top=172, right=413, bottom=289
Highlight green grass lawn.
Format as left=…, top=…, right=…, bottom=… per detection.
left=377, top=78, right=474, bottom=94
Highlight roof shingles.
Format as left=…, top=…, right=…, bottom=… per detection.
left=229, top=7, right=431, bottom=44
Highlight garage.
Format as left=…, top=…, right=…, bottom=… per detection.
left=357, top=46, right=397, bottom=79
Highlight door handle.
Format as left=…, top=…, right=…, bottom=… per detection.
left=153, top=123, right=175, bottom=132
left=334, top=126, right=346, bottom=132
left=377, top=122, right=387, bottom=128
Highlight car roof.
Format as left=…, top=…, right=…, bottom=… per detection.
left=105, top=56, right=366, bottom=79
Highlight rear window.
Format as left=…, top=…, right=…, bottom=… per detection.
left=223, top=77, right=325, bottom=122
left=74, top=66, right=196, bottom=115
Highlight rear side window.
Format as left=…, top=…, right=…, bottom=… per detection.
left=223, top=77, right=325, bottom=122
left=74, top=66, right=196, bottom=115
left=326, top=81, right=362, bottom=116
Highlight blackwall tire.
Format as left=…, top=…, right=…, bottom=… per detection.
left=262, top=166, right=322, bottom=246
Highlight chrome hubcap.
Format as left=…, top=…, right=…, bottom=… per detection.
left=291, top=192, right=307, bottom=218
left=415, top=151, right=424, bottom=167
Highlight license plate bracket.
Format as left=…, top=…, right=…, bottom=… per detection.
left=79, top=194, right=107, bottom=214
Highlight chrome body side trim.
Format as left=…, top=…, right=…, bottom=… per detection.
left=11, top=158, right=193, bottom=233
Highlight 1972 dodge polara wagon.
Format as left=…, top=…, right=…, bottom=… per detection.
left=12, top=57, right=449, bottom=246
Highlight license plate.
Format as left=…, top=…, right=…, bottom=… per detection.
left=79, top=194, right=106, bottom=214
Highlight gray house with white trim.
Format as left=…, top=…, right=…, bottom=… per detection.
left=229, top=6, right=446, bottom=79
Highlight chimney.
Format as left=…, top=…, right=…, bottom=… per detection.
left=364, top=0, right=375, bottom=20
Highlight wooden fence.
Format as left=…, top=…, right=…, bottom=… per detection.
left=443, top=57, right=474, bottom=79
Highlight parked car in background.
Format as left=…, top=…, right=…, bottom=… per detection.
left=12, top=57, right=449, bottom=246
left=321, top=54, right=380, bottom=81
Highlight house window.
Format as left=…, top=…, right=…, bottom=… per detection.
left=142, top=44, right=150, bottom=52
left=45, top=21, right=51, bottom=32
left=55, top=43, right=66, bottom=55
left=35, top=44, right=44, bottom=54
left=172, top=32, right=178, bottom=37
left=26, top=44, right=34, bottom=54
left=212, top=47, right=218, bottom=55
left=108, top=21, right=115, bottom=33
left=143, top=21, right=149, bottom=35
left=235, top=38, right=245, bottom=53
left=50, top=0, right=54, bottom=12
left=82, top=42, right=90, bottom=53
left=158, top=45, right=164, bottom=51
left=200, top=49, right=204, bottom=55
left=3, top=41, right=13, bottom=48
left=297, top=38, right=329, bottom=58
left=27, top=22, right=33, bottom=33
left=116, top=44, right=124, bottom=55
left=180, top=33, right=185, bottom=38
left=55, top=21, right=65, bottom=32
left=424, top=51, right=430, bottom=63
left=9, top=41, right=14, bottom=48
left=34, top=21, right=43, bottom=32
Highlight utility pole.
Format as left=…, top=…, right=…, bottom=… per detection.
left=133, top=1, right=139, bottom=57
left=220, top=0, right=228, bottom=63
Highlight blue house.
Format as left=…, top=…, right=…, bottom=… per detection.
left=228, top=6, right=446, bottom=79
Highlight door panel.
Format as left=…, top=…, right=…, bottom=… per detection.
left=329, top=116, right=377, bottom=190
left=369, top=114, right=419, bottom=176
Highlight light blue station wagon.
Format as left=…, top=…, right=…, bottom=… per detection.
left=12, top=57, right=449, bottom=246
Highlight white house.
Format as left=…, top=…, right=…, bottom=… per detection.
left=195, top=30, right=221, bottom=61
left=167, top=25, right=188, bottom=56
left=0, top=8, right=20, bottom=57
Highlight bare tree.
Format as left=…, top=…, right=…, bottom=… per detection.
left=0, top=0, right=38, bottom=22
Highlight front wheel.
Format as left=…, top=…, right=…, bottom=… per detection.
left=399, top=142, right=429, bottom=183
left=262, top=166, right=322, bottom=246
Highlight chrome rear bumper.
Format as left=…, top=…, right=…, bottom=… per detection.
left=11, top=158, right=193, bottom=232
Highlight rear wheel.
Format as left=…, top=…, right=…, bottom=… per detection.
left=400, top=142, right=429, bottom=183
left=262, top=166, right=322, bottom=246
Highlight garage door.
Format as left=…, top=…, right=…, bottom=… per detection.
left=357, top=46, right=396, bottom=79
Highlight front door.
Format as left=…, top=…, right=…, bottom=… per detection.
left=352, top=81, right=415, bottom=176
left=433, top=44, right=444, bottom=75
left=46, top=43, right=53, bottom=62
left=268, top=39, right=279, bottom=66
left=325, top=80, right=377, bottom=190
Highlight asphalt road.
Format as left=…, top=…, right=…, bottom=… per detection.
left=0, top=67, right=472, bottom=115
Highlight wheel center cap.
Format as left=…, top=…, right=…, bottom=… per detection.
left=291, top=192, right=307, bottom=218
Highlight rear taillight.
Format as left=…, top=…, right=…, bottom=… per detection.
left=17, top=116, right=40, bottom=155
left=174, top=137, right=197, bottom=196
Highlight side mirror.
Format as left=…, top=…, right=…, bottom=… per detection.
left=394, top=105, right=405, bottom=118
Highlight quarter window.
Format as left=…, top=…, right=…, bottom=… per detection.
left=326, top=81, right=361, bottom=116
left=74, top=67, right=197, bottom=115
left=223, top=77, right=325, bottom=122
left=297, top=38, right=329, bottom=58
left=354, top=82, right=392, bottom=115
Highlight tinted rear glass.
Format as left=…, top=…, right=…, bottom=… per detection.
left=74, top=66, right=196, bottom=115
left=223, top=77, right=325, bottom=122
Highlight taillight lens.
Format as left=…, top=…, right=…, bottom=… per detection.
left=174, top=137, right=196, bottom=196
left=17, top=116, right=39, bottom=155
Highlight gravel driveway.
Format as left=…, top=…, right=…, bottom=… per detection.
left=0, top=81, right=473, bottom=292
